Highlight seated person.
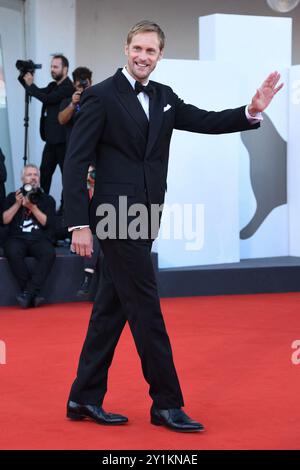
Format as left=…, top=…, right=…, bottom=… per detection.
left=2, top=164, right=56, bottom=308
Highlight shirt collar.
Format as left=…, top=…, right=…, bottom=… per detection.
left=122, top=66, right=149, bottom=89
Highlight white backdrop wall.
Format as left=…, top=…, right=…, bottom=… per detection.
left=152, top=60, right=241, bottom=268
left=152, top=14, right=291, bottom=267
left=200, top=14, right=290, bottom=260
left=0, top=0, right=25, bottom=191
left=288, top=65, right=300, bottom=256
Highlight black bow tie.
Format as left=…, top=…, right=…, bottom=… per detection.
left=134, top=81, right=154, bottom=97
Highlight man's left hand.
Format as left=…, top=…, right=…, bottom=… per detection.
left=71, top=227, right=93, bottom=258
left=248, top=71, right=283, bottom=116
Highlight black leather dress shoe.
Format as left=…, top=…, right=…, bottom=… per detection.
left=67, top=400, right=128, bottom=425
left=150, top=405, right=205, bottom=432
left=32, top=295, right=45, bottom=308
left=16, top=291, right=33, bottom=309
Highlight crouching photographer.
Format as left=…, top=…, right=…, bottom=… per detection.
left=2, top=164, right=56, bottom=308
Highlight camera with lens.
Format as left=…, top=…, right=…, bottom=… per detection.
left=79, top=78, right=89, bottom=90
left=21, top=184, right=43, bottom=205
left=16, top=60, right=42, bottom=78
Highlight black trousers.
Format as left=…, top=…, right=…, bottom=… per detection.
left=40, top=142, right=66, bottom=195
left=69, top=238, right=184, bottom=409
left=4, top=237, right=55, bottom=294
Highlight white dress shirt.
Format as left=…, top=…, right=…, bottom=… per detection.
left=122, top=66, right=150, bottom=119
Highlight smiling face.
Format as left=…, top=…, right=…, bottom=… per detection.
left=125, top=31, right=163, bottom=84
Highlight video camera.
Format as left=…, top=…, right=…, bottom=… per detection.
left=16, top=60, right=42, bottom=78
left=21, top=184, right=43, bottom=205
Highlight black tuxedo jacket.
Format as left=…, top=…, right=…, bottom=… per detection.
left=63, top=68, right=260, bottom=232
left=24, top=77, right=74, bottom=144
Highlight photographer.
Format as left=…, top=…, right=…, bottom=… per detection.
left=58, top=66, right=92, bottom=145
left=19, top=55, right=74, bottom=203
left=2, top=164, right=56, bottom=308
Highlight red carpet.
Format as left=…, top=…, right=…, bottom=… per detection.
left=0, top=293, right=299, bottom=450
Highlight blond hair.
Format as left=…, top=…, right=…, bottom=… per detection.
left=127, top=20, right=165, bottom=51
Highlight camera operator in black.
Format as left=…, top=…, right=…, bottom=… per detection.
left=2, top=164, right=56, bottom=308
left=20, top=55, right=73, bottom=200
left=58, top=67, right=92, bottom=146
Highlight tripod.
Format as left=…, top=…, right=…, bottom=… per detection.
left=23, top=89, right=30, bottom=167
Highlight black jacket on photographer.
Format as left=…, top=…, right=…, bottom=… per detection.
left=3, top=191, right=56, bottom=242
left=24, top=78, right=74, bottom=144
left=59, top=97, right=80, bottom=147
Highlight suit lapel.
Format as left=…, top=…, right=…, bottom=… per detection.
left=113, top=70, right=164, bottom=157
left=113, top=69, right=149, bottom=140
left=145, top=84, right=164, bottom=160
left=145, top=83, right=163, bottom=158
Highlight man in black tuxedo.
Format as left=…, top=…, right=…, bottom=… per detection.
left=21, top=55, right=74, bottom=204
left=63, top=21, right=283, bottom=432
